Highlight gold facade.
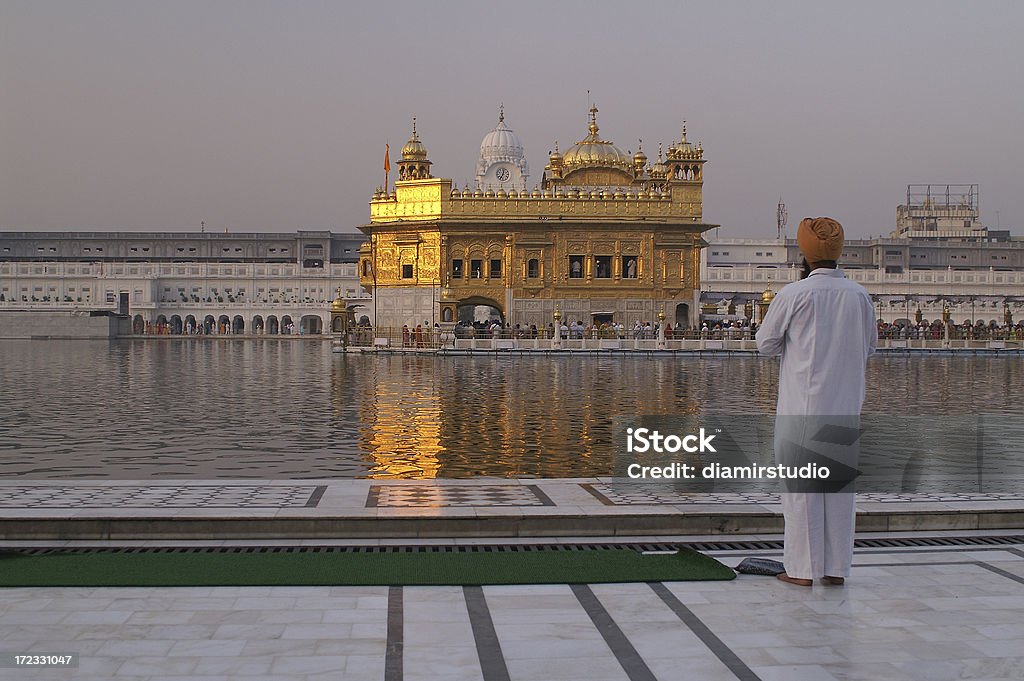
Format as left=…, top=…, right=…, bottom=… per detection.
left=360, top=108, right=716, bottom=328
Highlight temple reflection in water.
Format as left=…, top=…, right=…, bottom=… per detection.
left=331, top=355, right=715, bottom=479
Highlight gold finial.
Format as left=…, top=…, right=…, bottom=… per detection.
left=499, top=103, right=504, bottom=123
left=658, top=142, right=663, bottom=161
left=331, top=286, right=345, bottom=311
left=411, top=117, right=418, bottom=140
left=588, top=105, right=599, bottom=136
left=554, top=140, right=559, bottom=153
left=681, top=120, right=687, bottom=144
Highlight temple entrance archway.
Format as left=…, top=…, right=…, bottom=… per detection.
left=675, top=303, right=690, bottom=328
left=300, top=315, right=323, bottom=335
left=456, top=297, right=504, bottom=325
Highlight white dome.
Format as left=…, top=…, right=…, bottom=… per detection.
left=476, top=107, right=529, bottom=184
left=480, top=119, right=524, bottom=159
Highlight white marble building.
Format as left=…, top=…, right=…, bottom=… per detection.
left=0, top=231, right=369, bottom=334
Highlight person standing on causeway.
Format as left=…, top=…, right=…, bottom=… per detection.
left=756, top=217, right=877, bottom=587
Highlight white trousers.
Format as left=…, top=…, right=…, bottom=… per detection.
left=782, top=492, right=856, bottom=580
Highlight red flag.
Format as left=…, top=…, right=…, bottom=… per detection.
left=384, top=144, right=391, bottom=174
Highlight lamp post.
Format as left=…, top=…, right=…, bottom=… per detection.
left=657, top=308, right=666, bottom=349
left=553, top=306, right=562, bottom=349
left=942, top=303, right=951, bottom=344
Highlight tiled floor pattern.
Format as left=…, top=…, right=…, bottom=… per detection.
left=367, top=484, right=554, bottom=508
left=4, top=481, right=1022, bottom=511
left=2, top=544, right=1022, bottom=680
left=584, top=483, right=1024, bottom=506
left=1, top=485, right=325, bottom=509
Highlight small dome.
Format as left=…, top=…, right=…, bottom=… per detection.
left=402, top=119, right=428, bottom=160
left=633, top=140, right=647, bottom=167
left=548, top=141, right=563, bottom=165
left=650, top=143, right=668, bottom=178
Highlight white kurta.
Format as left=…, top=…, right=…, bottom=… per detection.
left=756, top=268, right=876, bottom=579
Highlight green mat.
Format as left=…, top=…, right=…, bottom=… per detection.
left=0, top=548, right=735, bottom=587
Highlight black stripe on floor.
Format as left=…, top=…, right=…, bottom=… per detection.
left=648, top=582, right=763, bottom=681
left=384, top=586, right=403, bottom=681
left=464, top=585, right=511, bottom=681
left=571, top=584, right=658, bottom=681
left=974, top=561, right=1024, bottom=586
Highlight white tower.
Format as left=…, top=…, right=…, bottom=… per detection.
left=475, top=105, right=529, bottom=189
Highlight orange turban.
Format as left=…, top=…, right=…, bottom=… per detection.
left=797, top=217, right=844, bottom=264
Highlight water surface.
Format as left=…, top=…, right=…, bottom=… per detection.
left=0, top=340, right=1020, bottom=479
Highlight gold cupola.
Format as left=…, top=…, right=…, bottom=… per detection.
left=632, top=139, right=647, bottom=174
left=556, top=105, right=634, bottom=185
left=398, top=118, right=432, bottom=180
left=649, top=142, right=668, bottom=179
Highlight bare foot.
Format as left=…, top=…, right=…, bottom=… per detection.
left=777, top=573, right=812, bottom=587
left=821, top=576, right=845, bottom=586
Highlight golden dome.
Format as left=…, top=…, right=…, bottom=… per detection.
left=650, top=142, right=668, bottom=179
left=401, top=118, right=428, bottom=160
left=632, top=140, right=647, bottom=168
left=548, top=141, right=563, bottom=166
left=666, top=121, right=702, bottom=160
left=560, top=106, right=632, bottom=172
left=331, top=287, right=345, bottom=311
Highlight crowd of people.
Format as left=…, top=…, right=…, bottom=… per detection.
left=371, top=317, right=1024, bottom=347
left=447, top=319, right=759, bottom=340
left=876, top=319, right=1024, bottom=340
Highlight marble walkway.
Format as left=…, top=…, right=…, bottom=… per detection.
left=2, top=479, right=1022, bottom=679
left=1, top=535, right=1023, bottom=680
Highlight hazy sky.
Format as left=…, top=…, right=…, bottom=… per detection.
left=2, top=1, right=1022, bottom=238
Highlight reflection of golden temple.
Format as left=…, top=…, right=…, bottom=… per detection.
left=330, top=354, right=711, bottom=478
left=360, top=106, right=717, bottom=329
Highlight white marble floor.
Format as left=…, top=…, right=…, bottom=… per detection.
left=2, top=541, right=1023, bottom=680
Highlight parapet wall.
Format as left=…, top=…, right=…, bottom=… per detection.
left=0, top=310, right=128, bottom=339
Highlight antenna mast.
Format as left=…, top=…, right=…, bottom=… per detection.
left=776, top=198, right=788, bottom=240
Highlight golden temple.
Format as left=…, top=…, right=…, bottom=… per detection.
left=359, top=106, right=716, bottom=329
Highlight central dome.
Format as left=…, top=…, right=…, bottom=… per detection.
left=560, top=106, right=632, bottom=172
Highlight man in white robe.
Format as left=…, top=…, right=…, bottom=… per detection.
left=756, top=217, right=877, bottom=586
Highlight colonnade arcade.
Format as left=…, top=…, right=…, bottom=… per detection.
left=130, top=312, right=325, bottom=335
